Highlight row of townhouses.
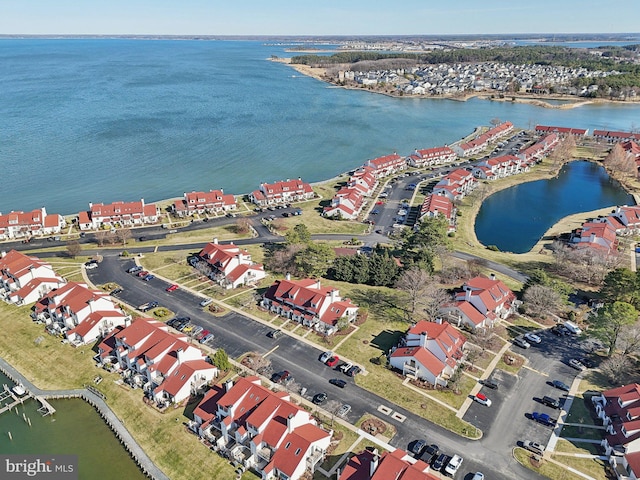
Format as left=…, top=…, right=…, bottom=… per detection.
left=0, top=208, right=66, bottom=241
left=570, top=205, right=640, bottom=253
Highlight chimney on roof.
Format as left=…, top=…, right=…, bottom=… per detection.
left=464, top=286, right=471, bottom=302
left=213, top=237, right=218, bottom=245
left=287, top=413, right=295, bottom=433
left=124, top=316, right=132, bottom=328
left=435, top=316, right=443, bottom=324
left=224, top=379, right=234, bottom=392
left=490, top=273, right=496, bottom=281
left=285, top=273, right=291, bottom=281
left=419, top=331, right=428, bottom=348
left=0, top=251, right=5, bottom=258
left=369, top=449, right=380, bottom=477
left=177, top=347, right=184, bottom=364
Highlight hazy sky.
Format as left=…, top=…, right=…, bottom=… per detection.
left=1, top=0, right=637, bottom=36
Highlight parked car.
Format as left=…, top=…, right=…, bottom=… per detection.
left=423, top=444, right=439, bottom=464
left=166, top=284, right=179, bottom=292
left=337, top=404, right=351, bottom=417
left=541, top=396, right=561, bottom=409
left=532, top=412, right=556, bottom=426
left=444, top=454, right=463, bottom=475
left=552, top=380, right=570, bottom=391
left=481, top=378, right=498, bottom=390
left=569, top=359, right=586, bottom=371
left=329, top=378, right=347, bottom=388
left=319, top=351, right=333, bottom=363
left=200, top=298, right=213, bottom=307
left=473, top=393, right=492, bottom=407
left=411, top=439, right=427, bottom=456
left=513, top=336, right=531, bottom=349
left=127, top=265, right=143, bottom=274
left=200, top=333, right=214, bottom=344
left=137, top=270, right=149, bottom=277
left=579, top=357, right=596, bottom=369
left=271, top=370, right=290, bottom=384
left=471, top=473, right=485, bottom=480
left=523, top=440, right=545, bottom=455
left=110, top=288, right=123, bottom=296
left=84, top=261, right=98, bottom=270
left=142, top=274, right=155, bottom=281
left=371, top=209, right=380, bottom=215
left=326, top=356, right=340, bottom=368
left=432, top=453, right=448, bottom=471
left=267, top=329, right=282, bottom=339
left=524, top=332, right=542, bottom=344
left=312, top=392, right=327, bottom=405
left=346, top=365, right=361, bottom=377
left=138, top=301, right=159, bottom=312
left=196, top=329, right=210, bottom=341
left=340, top=362, right=354, bottom=374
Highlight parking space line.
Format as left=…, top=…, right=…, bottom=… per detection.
left=522, top=365, right=549, bottom=377
left=263, top=345, right=279, bottom=358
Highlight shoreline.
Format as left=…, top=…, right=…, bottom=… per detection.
left=272, top=57, right=639, bottom=110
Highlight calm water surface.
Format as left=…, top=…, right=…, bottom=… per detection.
left=2, top=39, right=640, bottom=215
left=0, top=372, right=145, bottom=480
left=474, top=161, right=634, bottom=253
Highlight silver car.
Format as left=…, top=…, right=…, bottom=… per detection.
left=337, top=404, right=351, bottom=417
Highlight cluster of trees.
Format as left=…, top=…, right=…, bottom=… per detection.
left=329, top=250, right=399, bottom=286
left=550, top=240, right=624, bottom=286
left=603, top=143, right=637, bottom=178
left=521, top=268, right=573, bottom=319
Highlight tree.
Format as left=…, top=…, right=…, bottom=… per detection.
left=367, top=251, right=399, bottom=286
left=294, top=243, right=335, bottom=277
left=235, top=217, right=252, bottom=235
left=94, top=230, right=108, bottom=247
left=523, top=284, right=565, bottom=319
left=211, top=348, right=231, bottom=372
left=616, top=324, right=640, bottom=355
left=285, top=224, right=311, bottom=245
left=395, top=267, right=431, bottom=321
left=599, top=354, right=633, bottom=384
left=116, top=228, right=132, bottom=246
left=264, top=244, right=304, bottom=275
left=421, top=281, right=452, bottom=321
left=590, top=301, right=639, bottom=356
left=324, top=399, right=342, bottom=427
left=405, top=216, right=451, bottom=255
left=66, top=240, right=82, bottom=258
left=604, top=143, right=627, bottom=174
left=600, top=268, right=640, bottom=307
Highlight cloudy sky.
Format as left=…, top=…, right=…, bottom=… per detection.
left=1, top=0, right=637, bottom=36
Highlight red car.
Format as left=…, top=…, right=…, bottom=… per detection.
left=166, top=284, right=179, bottom=292
left=326, top=356, right=340, bottom=367
left=137, top=270, right=149, bottom=277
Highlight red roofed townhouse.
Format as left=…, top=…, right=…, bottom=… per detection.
left=570, top=221, right=619, bottom=253
left=261, top=276, right=358, bottom=335
left=593, top=129, right=640, bottom=143
left=473, top=155, right=525, bottom=180
left=0, top=207, right=66, bottom=241
left=419, top=194, right=456, bottom=232
left=173, top=190, right=237, bottom=217
left=192, top=376, right=331, bottom=480
left=78, top=199, right=159, bottom=231
left=97, top=318, right=216, bottom=404
left=340, top=448, right=439, bottom=480
left=389, top=320, right=465, bottom=387
left=407, top=146, right=457, bottom=168
left=323, top=187, right=365, bottom=220
left=535, top=125, right=588, bottom=137
left=592, top=384, right=640, bottom=477
left=249, top=179, right=314, bottom=207
left=363, top=153, right=406, bottom=178
left=453, top=122, right=513, bottom=157
left=518, top=133, right=559, bottom=164
left=606, top=206, right=640, bottom=235
left=195, top=239, right=266, bottom=288
left=621, top=141, right=640, bottom=172
left=32, top=281, right=129, bottom=344
left=612, top=452, right=640, bottom=480
left=439, top=274, right=517, bottom=330
left=433, top=168, right=477, bottom=201
left=347, top=166, right=378, bottom=196
left=0, top=250, right=65, bottom=306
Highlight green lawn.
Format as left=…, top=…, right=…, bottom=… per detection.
left=496, top=351, right=525, bottom=375
left=565, top=395, right=598, bottom=426
left=554, top=454, right=608, bottom=480
left=514, top=447, right=584, bottom=480
left=554, top=438, right=600, bottom=455
left=560, top=425, right=605, bottom=441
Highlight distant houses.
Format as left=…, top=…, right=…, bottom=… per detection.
left=418, top=194, right=456, bottom=232
left=363, top=153, right=406, bottom=178
left=0, top=250, right=65, bottom=306
left=407, top=146, right=457, bottom=168
left=432, top=168, right=477, bottom=201
left=77, top=199, right=159, bottom=230
left=0, top=208, right=66, bottom=241
left=452, top=121, right=513, bottom=157
left=535, top=125, right=588, bottom=137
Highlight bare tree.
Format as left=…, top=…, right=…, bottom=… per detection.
left=94, top=230, right=108, bottom=247
left=116, top=228, right=132, bottom=246
left=604, top=143, right=627, bottom=174
left=66, top=240, right=82, bottom=259
left=235, top=217, right=252, bottom=235
left=523, top=284, right=564, bottom=319
left=285, top=379, right=302, bottom=395
left=599, top=354, right=633, bottom=384
left=422, top=282, right=452, bottom=321
left=250, top=354, right=272, bottom=376
left=324, top=399, right=343, bottom=427
left=616, top=324, right=640, bottom=355
left=395, top=267, right=431, bottom=321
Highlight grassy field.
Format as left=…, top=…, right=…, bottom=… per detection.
left=565, top=395, right=598, bottom=426
left=554, top=438, right=600, bottom=455
left=513, top=447, right=584, bottom=480
left=560, top=425, right=605, bottom=441
left=554, top=454, right=608, bottom=480
left=0, top=301, right=239, bottom=480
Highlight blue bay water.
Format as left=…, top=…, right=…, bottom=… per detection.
left=2, top=39, right=640, bottom=215
left=475, top=161, right=634, bottom=253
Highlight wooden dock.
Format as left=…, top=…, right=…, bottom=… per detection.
left=36, top=396, right=56, bottom=416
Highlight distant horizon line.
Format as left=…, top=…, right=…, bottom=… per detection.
left=1, top=33, right=639, bottom=40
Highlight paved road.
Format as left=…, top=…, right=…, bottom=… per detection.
left=89, top=251, right=544, bottom=480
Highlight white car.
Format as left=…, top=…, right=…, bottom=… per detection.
left=473, top=393, right=492, bottom=407
left=444, top=454, right=463, bottom=475
left=471, top=473, right=484, bottom=480
left=524, top=332, right=542, bottom=344
left=513, top=336, right=530, bottom=349
left=320, top=351, right=333, bottom=363
left=340, top=362, right=353, bottom=373
left=569, top=359, right=586, bottom=371
left=84, top=261, right=98, bottom=270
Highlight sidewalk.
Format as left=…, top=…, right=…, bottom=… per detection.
left=547, top=371, right=586, bottom=452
